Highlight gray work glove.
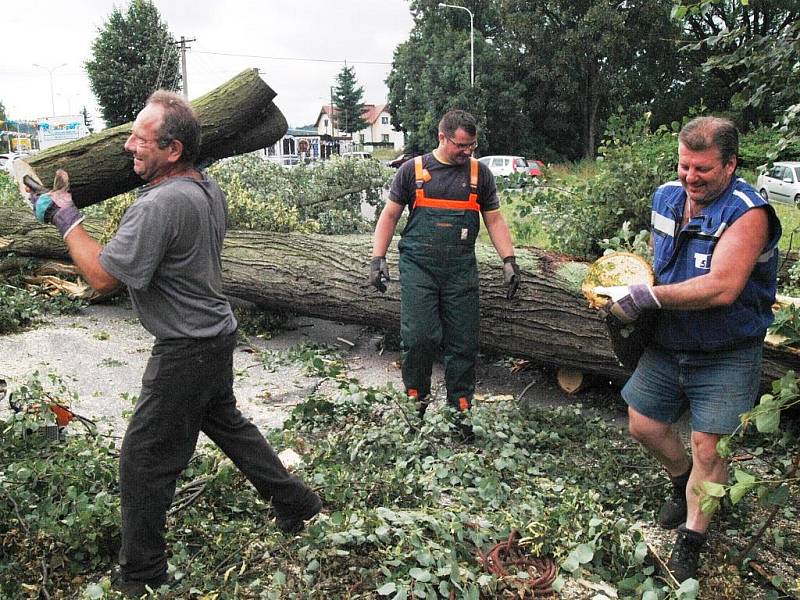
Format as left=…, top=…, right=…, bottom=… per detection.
left=29, top=170, right=84, bottom=239
left=369, top=256, right=390, bottom=293
left=503, top=256, right=521, bottom=300
left=593, top=284, right=661, bottom=324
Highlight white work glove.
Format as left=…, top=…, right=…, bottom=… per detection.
left=593, top=284, right=661, bottom=324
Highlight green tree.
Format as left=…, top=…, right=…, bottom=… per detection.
left=387, top=0, right=496, bottom=153
left=0, top=100, right=6, bottom=127
left=498, top=0, right=680, bottom=159
left=387, top=0, right=680, bottom=160
left=85, top=0, right=181, bottom=127
left=332, top=65, right=368, bottom=134
left=673, top=0, right=800, bottom=128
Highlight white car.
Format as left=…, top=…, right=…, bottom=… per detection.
left=340, top=151, right=373, bottom=160
left=478, top=155, right=536, bottom=178
left=0, top=153, right=19, bottom=173
left=756, top=161, right=800, bottom=205
left=266, top=154, right=301, bottom=169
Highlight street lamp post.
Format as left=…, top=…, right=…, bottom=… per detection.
left=33, top=63, right=67, bottom=117
left=437, top=3, right=474, bottom=87
left=57, top=92, right=81, bottom=114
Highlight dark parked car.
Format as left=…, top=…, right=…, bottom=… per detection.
left=389, top=152, right=421, bottom=168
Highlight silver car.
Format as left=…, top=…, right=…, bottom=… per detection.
left=756, top=161, right=800, bottom=205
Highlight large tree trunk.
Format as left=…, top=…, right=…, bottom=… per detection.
left=21, top=69, right=286, bottom=208
left=2, top=204, right=798, bottom=388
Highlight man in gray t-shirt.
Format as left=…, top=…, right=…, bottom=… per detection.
left=27, top=90, right=321, bottom=598
left=100, top=176, right=236, bottom=339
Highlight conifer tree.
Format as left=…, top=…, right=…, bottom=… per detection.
left=332, top=65, right=368, bottom=134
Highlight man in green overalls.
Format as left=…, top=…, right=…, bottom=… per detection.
left=369, top=110, right=520, bottom=434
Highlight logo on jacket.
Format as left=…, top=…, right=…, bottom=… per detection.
left=694, top=253, right=711, bottom=270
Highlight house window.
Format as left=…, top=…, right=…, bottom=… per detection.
left=324, top=119, right=328, bottom=127
left=359, top=134, right=365, bottom=143
left=381, top=116, right=389, bottom=124
left=382, top=134, right=390, bottom=142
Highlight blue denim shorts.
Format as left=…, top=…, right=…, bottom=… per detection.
left=621, top=343, right=763, bottom=434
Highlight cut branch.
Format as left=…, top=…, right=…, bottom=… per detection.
left=22, top=69, right=287, bottom=208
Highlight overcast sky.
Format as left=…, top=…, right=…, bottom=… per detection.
left=0, top=0, right=415, bottom=129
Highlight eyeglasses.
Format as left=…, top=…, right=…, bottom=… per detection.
left=447, top=137, right=478, bottom=151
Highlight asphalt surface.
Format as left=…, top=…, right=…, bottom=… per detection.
left=0, top=298, right=631, bottom=441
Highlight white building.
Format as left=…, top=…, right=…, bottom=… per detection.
left=315, top=103, right=404, bottom=152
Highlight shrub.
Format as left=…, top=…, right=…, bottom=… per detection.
left=739, top=126, right=800, bottom=169
left=514, top=111, right=677, bottom=258
left=208, top=153, right=393, bottom=234
left=0, top=170, right=25, bottom=207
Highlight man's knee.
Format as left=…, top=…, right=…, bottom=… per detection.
left=628, top=407, right=671, bottom=444
left=404, top=332, right=441, bottom=354
left=690, top=432, right=724, bottom=467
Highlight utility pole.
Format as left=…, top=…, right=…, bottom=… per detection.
left=329, top=86, right=335, bottom=137
left=174, top=36, right=196, bottom=98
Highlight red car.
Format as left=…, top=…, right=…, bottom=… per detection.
left=527, top=159, right=544, bottom=178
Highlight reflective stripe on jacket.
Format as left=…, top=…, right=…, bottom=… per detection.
left=651, top=177, right=781, bottom=351
left=413, top=155, right=480, bottom=212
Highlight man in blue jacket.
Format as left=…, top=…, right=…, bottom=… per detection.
left=595, top=116, right=781, bottom=582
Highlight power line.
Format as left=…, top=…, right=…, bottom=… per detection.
left=192, top=50, right=391, bottom=66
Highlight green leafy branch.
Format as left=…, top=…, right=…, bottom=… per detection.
left=698, top=371, right=800, bottom=565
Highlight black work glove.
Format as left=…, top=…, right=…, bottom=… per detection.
left=369, top=256, right=390, bottom=293
left=503, top=256, right=521, bottom=300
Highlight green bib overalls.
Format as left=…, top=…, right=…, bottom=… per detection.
left=398, top=156, right=481, bottom=411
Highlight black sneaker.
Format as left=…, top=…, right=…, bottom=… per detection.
left=658, top=466, right=690, bottom=529
left=111, top=568, right=171, bottom=598
left=275, top=492, right=322, bottom=534
left=666, top=525, right=706, bottom=582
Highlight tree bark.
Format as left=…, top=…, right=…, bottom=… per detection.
left=21, top=69, right=286, bottom=208
left=1, top=204, right=798, bottom=388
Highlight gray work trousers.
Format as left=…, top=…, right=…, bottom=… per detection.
left=118, top=332, right=316, bottom=581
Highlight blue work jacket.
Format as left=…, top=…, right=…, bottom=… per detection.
left=650, top=177, right=781, bottom=351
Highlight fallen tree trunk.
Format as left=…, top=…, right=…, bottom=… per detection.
left=2, top=204, right=799, bottom=387
left=21, top=69, right=286, bottom=208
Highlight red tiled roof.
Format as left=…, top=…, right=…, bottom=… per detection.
left=362, top=103, right=387, bottom=124
left=316, top=103, right=388, bottom=127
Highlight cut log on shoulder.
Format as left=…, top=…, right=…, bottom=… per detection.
left=1, top=204, right=799, bottom=389
left=21, top=69, right=286, bottom=208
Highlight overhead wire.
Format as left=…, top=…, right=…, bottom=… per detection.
left=192, top=49, right=391, bottom=66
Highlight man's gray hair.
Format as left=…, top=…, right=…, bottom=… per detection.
left=146, top=90, right=202, bottom=165
left=679, top=116, right=738, bottom=166
left=438, top=109, right=477, bottom=138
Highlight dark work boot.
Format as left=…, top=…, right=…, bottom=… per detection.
left=666, top=525, right=706, bottom=582
left=409, top=389, right=430, bottom=419
left=111, top=567, right=172, bottom=598
left=275, top=491, right=322, bottom=535
left=658, top=465, right=691, bottom=529
left=454, top=397, right=474, bottom=442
